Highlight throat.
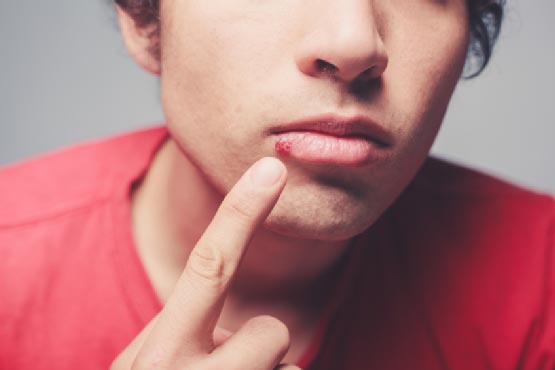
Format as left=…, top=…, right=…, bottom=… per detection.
left=218, top=241, right=352, bottom=364
left=219, top=276, right=334, bottom=366
left=231, top=225, right=352, bottom=296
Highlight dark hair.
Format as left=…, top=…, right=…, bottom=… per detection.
left=115, top=0, right=505, bottom=78
left=466, top=0, right=505, bottom=77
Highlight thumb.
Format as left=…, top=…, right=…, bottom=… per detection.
left=213, top=325, right=234, bottom=347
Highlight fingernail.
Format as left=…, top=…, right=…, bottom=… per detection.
left=250, top=157, right=284, bottom=187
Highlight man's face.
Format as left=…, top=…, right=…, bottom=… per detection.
left=158, top=0, right=469, bottom=241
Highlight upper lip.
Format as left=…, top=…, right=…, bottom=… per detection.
left=269, top=113, right=393, bottom=147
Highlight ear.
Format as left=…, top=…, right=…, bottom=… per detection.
left=115, top=5, right=161, bottom=75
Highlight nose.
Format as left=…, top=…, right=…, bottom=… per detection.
left=295, top=1, right=388, bottom=83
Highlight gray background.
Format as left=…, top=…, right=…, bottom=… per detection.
left=1, top=0, right=554, bottom=194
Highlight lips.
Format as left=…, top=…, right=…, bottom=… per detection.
left=269, top=114, right=393, bottom=167
left=269, top=113, right=393, bottom=147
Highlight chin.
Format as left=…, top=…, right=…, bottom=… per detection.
left=261, top=186, right=383, bottom=242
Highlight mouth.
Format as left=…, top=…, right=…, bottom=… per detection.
left=268, top=113, right=393, bottom=167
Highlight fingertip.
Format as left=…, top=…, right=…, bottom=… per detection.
left=250, top=157, right=287, bottom=188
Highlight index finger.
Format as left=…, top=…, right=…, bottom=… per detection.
left=142, top=157, right=287, bottom=358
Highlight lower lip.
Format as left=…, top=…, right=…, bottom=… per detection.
left=274, top=131, right=389, bottom=167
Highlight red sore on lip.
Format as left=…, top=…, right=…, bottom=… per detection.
left=275, top=137, right=293, bottom=155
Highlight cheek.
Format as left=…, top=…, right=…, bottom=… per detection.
left=160, top=17, right=242, bottom=143
left=160, top=3, right=284, bottom=119
left=377, top=14, right=468, bottom=187
left=386, top=16, right=469, bottom=145
left=158, top=3, right=302, bottom=192
left=158, top=17, right=274, bottom=194
left=160, top=28, right=239, bottom=130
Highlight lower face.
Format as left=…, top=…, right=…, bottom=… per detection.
left=159, top=0, right=469, bottom=241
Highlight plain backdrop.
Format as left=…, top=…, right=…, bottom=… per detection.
left=1, top=0, right=554, bottom=193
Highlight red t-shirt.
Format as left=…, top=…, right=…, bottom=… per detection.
left=0, top=126, right=553, bottom=369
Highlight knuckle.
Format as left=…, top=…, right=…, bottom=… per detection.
left=185, top=246, right=231, bottom=288
left=221, top=191, right=258, bottom=226
left=182, top=358, right=222, bottom=370
left=198, top=356, right=245, bottom=370
left=131, top=347, right=187, bottom=370
left=181, top=364, right=206, bottom=370
left=130, top=354, right=166, bottom=370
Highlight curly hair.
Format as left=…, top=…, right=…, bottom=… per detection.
left=115, top=0, right=505, bottom=78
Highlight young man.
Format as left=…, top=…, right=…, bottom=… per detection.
left=1, top=0, right=553, bottom=369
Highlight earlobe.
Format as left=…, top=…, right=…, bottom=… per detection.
left=115, top=5, right=161, bottom=76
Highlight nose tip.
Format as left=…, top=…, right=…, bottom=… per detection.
left=298, top=36, right=389, bottom=83
left=312, top=53, right=387, bottom=82
left=295, top=6, right=389, bottom=84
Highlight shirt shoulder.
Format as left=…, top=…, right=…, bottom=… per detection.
left=392, top=156, right=554, bottom=284
left=387, top=156, right=555, bottom=369
left=0, top=126, right=167, bottom=228
left=0, top=127, right=166, bottom=368
left=399, top=156, right=554, bottom=224
left=413, top=156, right=553, bottom=199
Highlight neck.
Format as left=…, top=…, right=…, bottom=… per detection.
left=131, top=137, right=352, bottom=305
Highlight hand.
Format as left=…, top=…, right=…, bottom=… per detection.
left=111, top=157, right=302, bottom=370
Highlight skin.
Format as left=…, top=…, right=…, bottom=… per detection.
left=112, top=158, right=299, bottom=369
left=113, top=0, right=470, bottom=368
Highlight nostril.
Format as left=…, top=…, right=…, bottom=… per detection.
left=360, top=67, right=374, bottom=79
left=359, top=67, right=375, bottom=81
left=315, top=59, right=338, bottom=75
